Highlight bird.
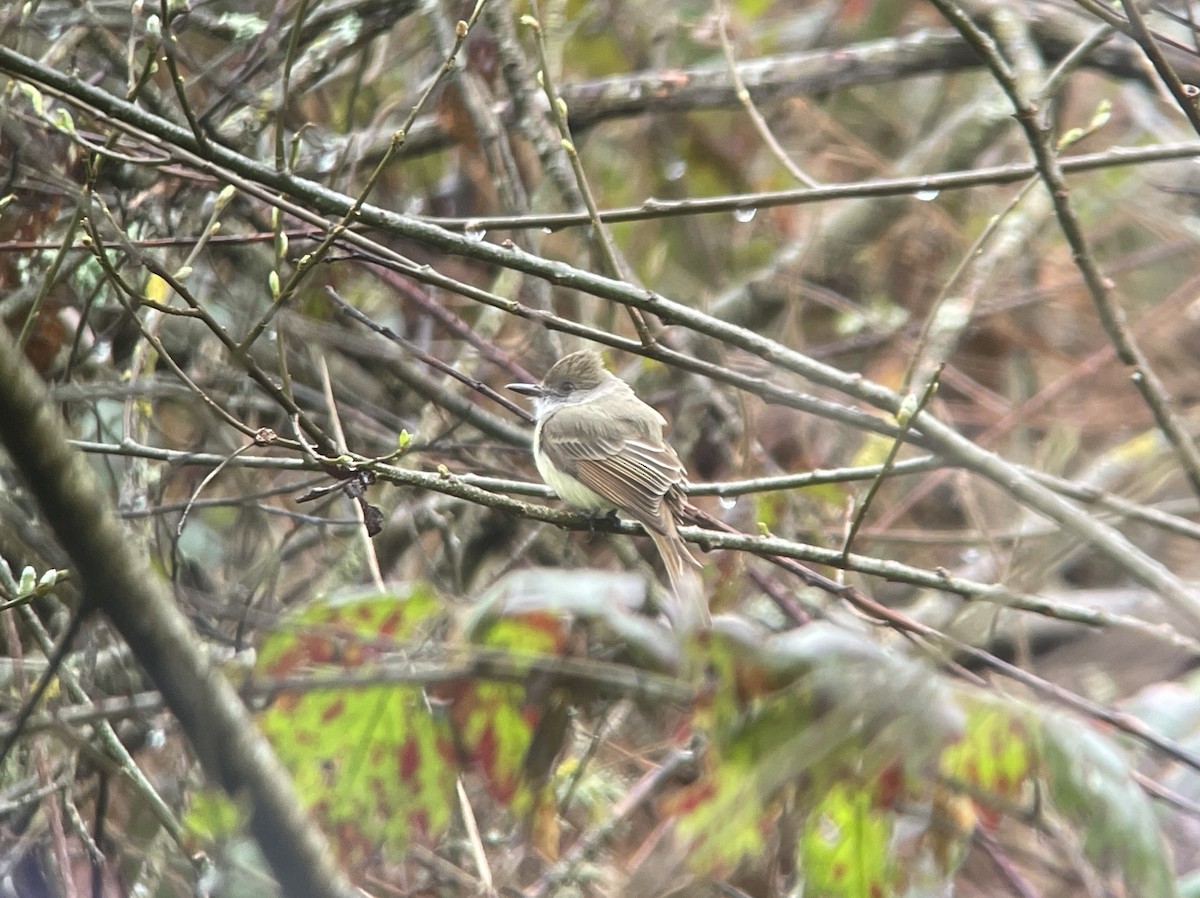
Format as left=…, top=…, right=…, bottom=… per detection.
left=508, top=350, right=709, bottom=630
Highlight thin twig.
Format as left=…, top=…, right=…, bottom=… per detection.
left=238, top=0, right=484, bottom=355
left=527, top=746, right=697, bottom=898
left=158, top=0, right=210, bottom=152
left=841, top=366, right=942, bottom=565
left=4, top=41, right=1196, bottom=624
left=713, top=0, right=819, bottom=187
left=419, top=141, right=1200, bottom=232
left=929, top=0, right=1200, bottom=506
left=319, top=355, right=385, bottom=591
left=1120, top=0, right=1200, bottom=136
left=523, top=9, right=653, bottom=344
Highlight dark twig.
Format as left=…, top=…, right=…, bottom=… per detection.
left=1120, top=0, right=1200, bottom=136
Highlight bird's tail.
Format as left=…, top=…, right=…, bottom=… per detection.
left=649, top=525, right=709, bottom=632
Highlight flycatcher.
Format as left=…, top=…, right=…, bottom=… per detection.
left=508, top=351, right=709, bottom=630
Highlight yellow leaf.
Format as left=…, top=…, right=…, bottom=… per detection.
left=144, top=273, right=170, bottom=305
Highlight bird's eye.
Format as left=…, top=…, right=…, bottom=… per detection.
left=560, top=381, right=575, bottom=393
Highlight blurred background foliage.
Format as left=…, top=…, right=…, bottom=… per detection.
left=3, top=0, right=1200, bottom=894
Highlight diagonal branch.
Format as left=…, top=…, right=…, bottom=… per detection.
left=0, top=321, right=354, bottom=897
left=2, top=41, right=1197, bottom=629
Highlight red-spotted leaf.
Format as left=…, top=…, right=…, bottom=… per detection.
left=800, top=782, right=896, bottom=898
left=939, top=696, right=1032, bottom=828
left=671, top=622, right=960, bottom=877
left=256, top=585, right=456, bottom=866
left=446, top=609, right=570, bottom=814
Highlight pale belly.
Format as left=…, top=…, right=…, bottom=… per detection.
left=533, top=421, right=614, bottom=512
left=535, top=449, right=613, bottom=511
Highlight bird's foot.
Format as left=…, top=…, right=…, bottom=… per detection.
left=585, top=509, right=621, bottom=542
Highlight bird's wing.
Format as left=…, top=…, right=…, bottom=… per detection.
left=539, top=403, right=686, bottom=534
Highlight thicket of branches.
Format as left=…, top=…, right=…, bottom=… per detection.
left=3, top=0, right=1200, bottom=896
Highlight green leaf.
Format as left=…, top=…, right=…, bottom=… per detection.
left=448, top=608, right=571, bottom=813
left=467, top=569, right=675, bottom=669
left=800, top=782, right=895, bottom=898
left=672, top=623, right=962, bottom=876
left=940, top=696, right=1033, bottom=813
left=257, top=585, right=456, bottom=865
left=1039, top=713, right=1176, bottom=898
left=183, top=790, right=246, bottom=845
left=17, top=82, right=44, bottom=117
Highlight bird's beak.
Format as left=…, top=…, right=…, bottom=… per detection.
left=507, top=382, right=543, bottom=397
